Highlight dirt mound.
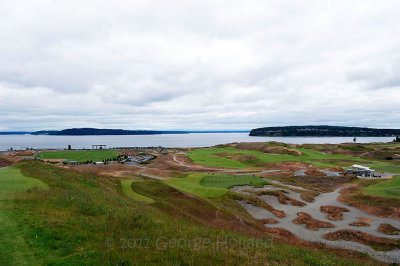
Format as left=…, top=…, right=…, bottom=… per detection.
left=272, top=210, right=286, bottom=218
left=349, top=221, right=370, bottom=227
left=235, top=142, right=302, bottom=156
left=324, top=230, right=400, bottom=251
left=378, top=224, right=400, bottom=235
left=320, top=206, right=350, bottom=221
left=305, top=168, right=327, bottom=177
left=290, top=198, right=306, bottom=207
left=293, top=212, right=335, bottom=231
left=327, top=166, right=344, bottom=172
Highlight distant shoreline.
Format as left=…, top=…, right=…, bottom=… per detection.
left=0, top=130, right=250, bottom=136
left=250, top=125, right=400, bottom=137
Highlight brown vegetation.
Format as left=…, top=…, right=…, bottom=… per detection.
left=320, top=206, right=350, bottom=221
left=355, top=217, right=374, bottom=223
left=339, top=184, right=400, bottom=219
left=0, top=154, right=21, bottom=167
left=231, top=192, right=286, bottom=218
left=9, top=150, right=35, bottom=156
left=261, top=218, right=279, bottom=224
left=132, top=180, right=267, bottom=238
left=249, top=190, right=306, bottom=207
left=349, top=221, right=370, bottom=227
left=378, top=224, right=400, bottom=235
left=324, top=230, right=400, bottom=251
left=293, top=212, right=335, bottom=231
left=305, top=168, right=327, bottom=177
left=290, top=198, right=306, bottom=207
left=295, top=175, right=356, bottom=192
left=0, top=156, right=13, bottom=168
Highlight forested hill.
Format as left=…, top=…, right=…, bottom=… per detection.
left=32, top=128, right=188, bottom=135
left=249, top=126, right=400, bottom=137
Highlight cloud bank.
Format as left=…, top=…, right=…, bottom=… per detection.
left=1, top=0, right=400, bottom=130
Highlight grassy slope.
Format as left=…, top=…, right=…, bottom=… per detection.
left=165, top=173, right=269, bottom=198
left=0, top=162, right=364, bottom=265
left=0, top=167, right=48, bottom=265
left=0, top=167, right=48, bottom=200
left=201, top=174, right=268, bottom=188
left=372, top=165, right=400, bottom=174
left=164, top=173, right=227, bottom=197
left=39, top=150, right=120, bottom=162
left=362, top=175, right=400, bottom=200
left=120, top=179, right=155, bottom=203
left=187, top=146, right=368, bottom=169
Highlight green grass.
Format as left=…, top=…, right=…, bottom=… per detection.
left=373, top=165, right=400, bottom=174
left=165, top=173, right=268, bottom=198
left=0, top=167, right=48, bottom=200
left=201, top=174, right=268, bottom=188
left=0, top=167, right=48, bottom=265
left=362, top=175, right=400, bottom=200
left=0, top=162, right=367, bottom=265
left=120, top=179, right=155, bottom=203
left=164, top=173, right=227, bottom=197
left=39, top=150, right=120, bottom=163
left=187, top=146, right=367, bottom=169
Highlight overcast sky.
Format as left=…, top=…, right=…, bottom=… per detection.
left=1, top=0, right=400, bottom=131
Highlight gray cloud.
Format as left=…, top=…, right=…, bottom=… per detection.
left=1, top=0, right=400, bottom=131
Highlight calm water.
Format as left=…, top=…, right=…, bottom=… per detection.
left=0, top=133, right=396, bottom=151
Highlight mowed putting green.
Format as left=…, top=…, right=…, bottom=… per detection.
left=39, top=150, right=120, bottom=163
left=165, top=173, right=268, bottom=198
left=187, top=146, right=366, bottom=169
left=121, top=179, right=155, bottom=203
left=362, top=175, right=400, bottom=200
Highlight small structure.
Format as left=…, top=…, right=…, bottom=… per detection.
left=67, top=161, right=78, bottom=165
left=345, top=164, right=379, bottom=178
left=95, top=161, right=104, bottom=165
left=92, top=145, right=106, bottom=149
